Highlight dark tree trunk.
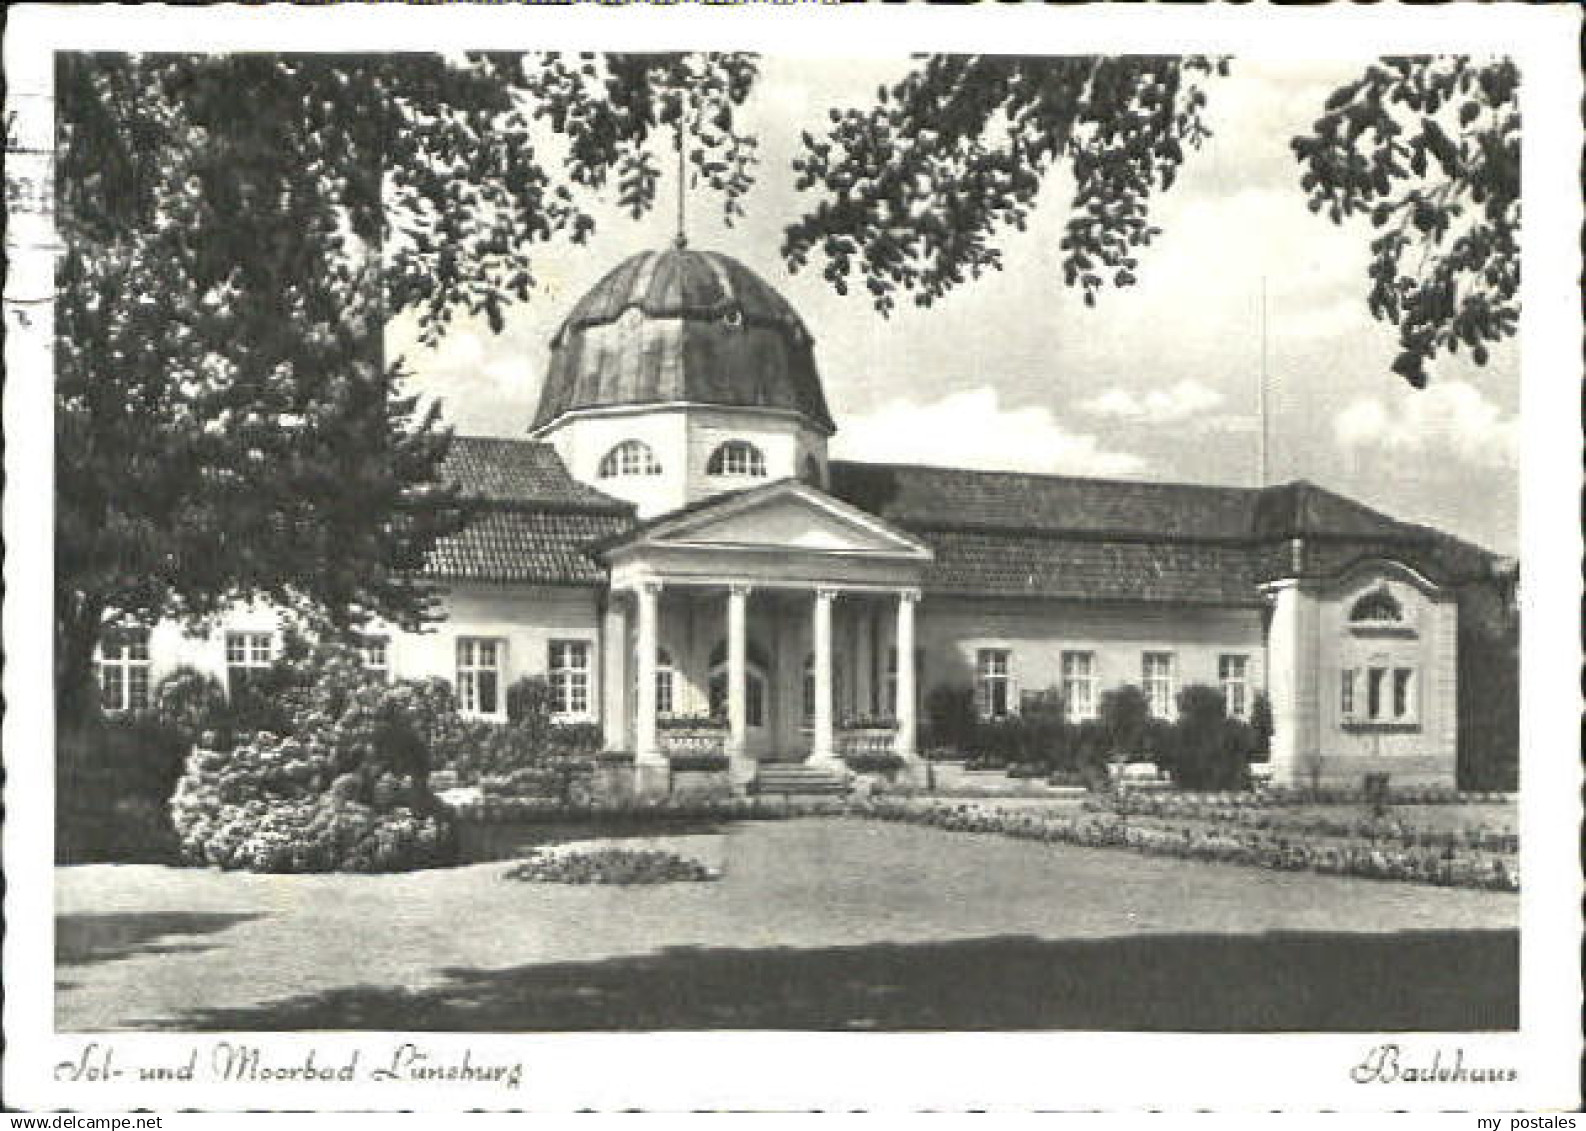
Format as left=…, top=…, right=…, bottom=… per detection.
left=56, top=593, right=106, bottom=725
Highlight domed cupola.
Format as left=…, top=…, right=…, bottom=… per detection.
left=532, top=245, right=838, bottom=518
left=531, top=245, right=835, bottom=436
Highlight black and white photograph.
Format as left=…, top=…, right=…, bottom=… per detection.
left=4, top=2, right=1581, bottom=1115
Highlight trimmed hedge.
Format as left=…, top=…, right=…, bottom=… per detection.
left=668, top=752, right=731, bottom=773
left=57, top=716, right=190, bottom=864
left=846, top=752, right=906, bottom=774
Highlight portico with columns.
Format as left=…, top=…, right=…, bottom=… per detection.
left=594, top=479, right=932, bottom=787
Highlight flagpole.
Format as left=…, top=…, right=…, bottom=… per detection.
left=1259, top=276, right=1269, bottom=488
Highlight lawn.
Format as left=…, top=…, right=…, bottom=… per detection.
left=57, top=817, right=1517, bottom=1032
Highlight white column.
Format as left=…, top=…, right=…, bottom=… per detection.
left=809, top=586, right=838, bottom=764
left=600, top=596, right=629, bottom=753
left=634, top=580, right=663, bottom=766
left=894, top=588, right=920, bottom=759
left=852, top=604, right=872, bottom=722
left=726, top=583, right=750, bottom=758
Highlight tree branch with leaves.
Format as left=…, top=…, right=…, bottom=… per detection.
left=1290, top=56, right=1519, bottom=388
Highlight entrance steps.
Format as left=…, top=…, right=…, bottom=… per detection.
left=751, top=763, right=849, bottom=797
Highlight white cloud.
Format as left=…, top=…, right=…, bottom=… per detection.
left=833, top=388, right=1145, bottom=478
left=1334, top=380, right=1519, bottom=469
left=1080, top=378, right=1225, bottom=423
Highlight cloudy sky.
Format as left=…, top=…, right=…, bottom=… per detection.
left=390, top=56, right=1520, bottom=555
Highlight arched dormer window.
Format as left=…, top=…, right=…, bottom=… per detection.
left=1349, top=587, right=1404, bottom=626
left=706, top=440, right=766, bottom=478
left=598, top=439, right=662, bottom=479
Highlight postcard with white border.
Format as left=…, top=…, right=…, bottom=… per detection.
left=5, top=1, right=1582, bottom=1114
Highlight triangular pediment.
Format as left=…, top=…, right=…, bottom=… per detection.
left=610, top=480, right=932, bottom=559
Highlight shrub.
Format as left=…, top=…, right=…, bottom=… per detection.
left=1160, top=684, right=1251, bottom=791
left=168, top=658, right=464, bottom=872
left=1099, top=685, right=1153, bottom=757
left=57, top=718, right=187, bottom=863
left=669, top=751, right=731, bottom=773
left=846, top=752, right=905, bottom=774
left=1249, top=691, right=1274, bottom=759
left=153, top=666, right=231, bottom=746
left=170, top=730, right=457, bottom=873
left=505, top=675, right=555, bottom=725
left=925, top=685, right=977, bottom=753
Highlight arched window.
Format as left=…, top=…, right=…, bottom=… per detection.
left=1349, top=587, right=1404, bottom=625
left=598, top=439, right=662, bottom=478
left=706, top=440, right=766, bottom=478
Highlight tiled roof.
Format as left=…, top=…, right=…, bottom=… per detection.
left=830, top=460, right=1495, bottom=603
left=830, top=461, right=1433, bottom=545
left=917, top=529, right=1266, bottom=605
left=426, top=438, right=634, bottom=584
left=420, top=441, right=1499, bottom=598
left=426, top=508, right=632, bottom=585
left=438, top=437, right=631, bottom=512
left=831, top=461, right=1265, bottom=539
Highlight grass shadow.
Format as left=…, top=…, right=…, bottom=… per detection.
left=57, top=911, right=263, bottom=969
left=139, top=928, right=1517, bottom=1033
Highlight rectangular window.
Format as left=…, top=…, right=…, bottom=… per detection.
left=1061, top=651, right=1097, bottom=722
left=1392, top=667, right=1415, bottom=721
left=975, top=648, right=1013, bottom=720
left=456, top=637, right=504, bottom=717
left=1341, top=668, right=1357, bottom=719
left=224, top=630, right=274, bottom=701
left=1349, top=665, right=1418, bottom=724
left=548, top=640, right=591, bottom=718
left=361, top=635, right=390, bottom=681
left=1142, top=652, right=1176, bottom=719
left=1218, top=654, right=1250, bottom=719
left=97, top=628, right=152, bottom=713
left=1366, top=667, right=1386, bottom=720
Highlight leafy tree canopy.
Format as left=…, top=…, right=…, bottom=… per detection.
left=55, top=51, right=758, bottom=713
left=782, top=54, right=1519, bottom=388
left=1290, top=56, right=1519, bottom=388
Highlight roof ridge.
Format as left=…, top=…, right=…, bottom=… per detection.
left=830, top=458, right=1271, bottom=496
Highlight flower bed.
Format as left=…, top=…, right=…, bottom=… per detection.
left=848, top=799, right=1519, bottom=892
left=447, top=793, right=846, bottom=825
left=503, top=847, right=718, bottom=884
left=1085, top=794, right=1518, bottom=854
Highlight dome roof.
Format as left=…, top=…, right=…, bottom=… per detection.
left=531, top=246, right=836, bottom=435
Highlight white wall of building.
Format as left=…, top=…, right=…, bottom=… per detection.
left=1266, top=563, right=1457, bottom=788
left=544, top=404, right=829, bottom=519
left=916, top=596, right=1268, bottom=718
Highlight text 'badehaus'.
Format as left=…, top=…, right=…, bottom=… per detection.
left=114, top=244, right=1507, bottom=793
